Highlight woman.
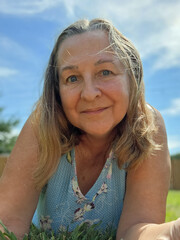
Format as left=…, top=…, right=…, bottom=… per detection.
left=0, top=18, right=179, bottom=239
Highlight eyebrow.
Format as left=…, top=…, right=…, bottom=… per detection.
left=60, top=65, right=78, bottom=74
left=94, top=59, right=116, bottom=66
left=59, top=58, right=117, bottom=74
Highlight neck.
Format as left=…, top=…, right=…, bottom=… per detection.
left=77, top=132, right=114, bottom=161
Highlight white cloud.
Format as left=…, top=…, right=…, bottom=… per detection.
left=87, top=0, right=180, bottom=71
left=11, top=127, right=21, bottom=136
left=0, top=0, right=180, bottom=70
left=161, top=98, right=180, bottom=116
left=0, top=67, right=18, bottom=77
left=168, top=136, right=180, bottom=152
left=0, top=35, right=40, bottom=65
left=0, top=0, right=60, bottom=15
left=0, top=35, right=27, bottom=57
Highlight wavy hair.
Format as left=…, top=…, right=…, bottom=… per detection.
left=32, top=18, right=159, bottom=189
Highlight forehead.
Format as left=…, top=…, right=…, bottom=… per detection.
left=57, top=30, right=116, bottom=65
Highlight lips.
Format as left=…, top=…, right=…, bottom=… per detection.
left=81, top=107, right=109, bottom=114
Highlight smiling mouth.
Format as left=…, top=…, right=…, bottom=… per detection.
left=81, top=107, right=109, bottom=114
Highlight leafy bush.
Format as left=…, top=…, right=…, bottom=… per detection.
left=171, top=153, right=180, bottom=160
left=0, top=107, right=19, bottom=154
left=0, top=221, right=116, bottom=240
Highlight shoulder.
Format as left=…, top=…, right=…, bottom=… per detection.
left=146, top=104, right=167, bottom=143
left=141, top=105, right=170, bottom=179
left=146, top=103, right=164, bottom=122
left=0, top=115, right=40, bottom=231
left=1, top=115, right=39, bottom=183
left=9, top=115, right=39, bottom=163
left=117, top=105, right=171, bottom=237
left=18, top=114, right=39, bottom=143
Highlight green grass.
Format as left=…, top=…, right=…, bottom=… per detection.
left=0, top=190, right=179, bottom=239
left=0, top=221, right=116, bottom=240
left=166, top=190, right=180, bottom=222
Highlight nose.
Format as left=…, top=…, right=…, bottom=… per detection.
left=81, top=76, right=101, bottom=101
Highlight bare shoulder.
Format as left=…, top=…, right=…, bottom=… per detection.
left=147, top=105, right=169, bottom=154
left=1, top=115, right=39, bottom=178
left=149, top=105, right=167, bottom=134
left=0, top=115, right=40, bottom=232
left=117, top=106, right=171, bottom=238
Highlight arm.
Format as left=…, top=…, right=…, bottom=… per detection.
left=116, top=109, right=175, bottom=240
left=0, top=116, right=41, bottom=239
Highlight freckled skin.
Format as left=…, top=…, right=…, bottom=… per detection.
left=58, top=31, right=130, bottom=140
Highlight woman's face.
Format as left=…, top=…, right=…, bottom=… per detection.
left=58, top=30, right=130, bottom=139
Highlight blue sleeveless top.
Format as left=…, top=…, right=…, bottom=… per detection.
left=33, top=148, right=127, bottom=233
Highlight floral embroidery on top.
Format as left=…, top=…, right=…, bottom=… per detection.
left=70, top=149, right=113, bottom=223
left=74, top=202, right=95, bottom=221
left=66, top=151, right=72, bottom=164
left=72, top=181, right=108, bottom=222
left=59, top=225, right=67, bottom=232
left=92, top=182, right=108, bottom=201
left=35, top=148, right=126, bottom=233
left=107, top=162, right=112, bottom=179
left=82, top=219, right=100, bottom=226
left=40, top=215, right=53, bottom=231
left=72, top=176, right=87, bottom=204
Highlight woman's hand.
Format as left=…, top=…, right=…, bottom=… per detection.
left=169, top=218, right=180, bottom=240
left=152, top=219, right=180, bottom=240
left=137, top=220, right=180, bottom=240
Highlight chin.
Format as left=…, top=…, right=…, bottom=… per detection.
left=84, top=128, right=114, bottom=139
left=76, top=122, right=117, bottom=139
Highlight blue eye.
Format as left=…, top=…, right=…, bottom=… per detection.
left=102, top=70, right=112, bottom=76
left=67, top=75, right=77, bottom=83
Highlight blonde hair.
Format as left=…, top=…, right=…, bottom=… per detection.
left=32, top=18, right=159, bottom=189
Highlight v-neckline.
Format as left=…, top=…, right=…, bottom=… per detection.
left=71, top=148, right=112, bottom=199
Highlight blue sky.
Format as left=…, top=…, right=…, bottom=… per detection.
left=0, top=0, right=180, bottom=155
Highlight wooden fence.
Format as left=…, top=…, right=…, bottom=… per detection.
left=0, top=154, right=8, bottom=177
left=0, top=155, right=180, bottom=189
left=170, top=159, right=180, bottom=190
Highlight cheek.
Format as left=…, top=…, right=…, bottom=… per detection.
left=59, top=86, right=78, bottom=112
left=59, top=87, right=70, bottom=112
left=107, top=79, right=129, bottom=100
left=59, top=94, right=73, bottom=122
left=119, top=77, right=130, bottom=100
left=112, top=82, right=130, bottom=113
